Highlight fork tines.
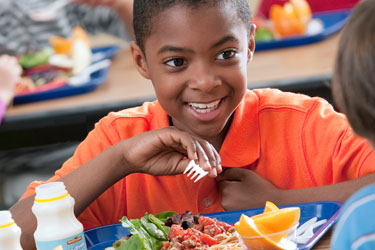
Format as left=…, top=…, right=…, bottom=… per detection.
left=183, top=160, right=209, bottom=183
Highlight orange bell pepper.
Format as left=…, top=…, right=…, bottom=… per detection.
left=269, top=0, right=311, bottom=37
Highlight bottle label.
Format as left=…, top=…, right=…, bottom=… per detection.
left=35, top=232, right=87, bottom=250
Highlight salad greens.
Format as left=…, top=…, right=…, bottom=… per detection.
left=114, top=234, right=144, bottom=250
left=115, top=211, right=177, bottom=250
left=19, top=47, right=55, bottom=69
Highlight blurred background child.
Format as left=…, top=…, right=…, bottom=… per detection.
left=0, top=0, right=134, bottom=56
left=330, top=0, right=375, bottom=249
left=0, top=0, right=134, bottom=210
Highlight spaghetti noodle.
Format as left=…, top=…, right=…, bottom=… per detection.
left=209, top=232, right=241, bottom=250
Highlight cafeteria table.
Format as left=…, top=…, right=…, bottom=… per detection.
left=0, top=33, right=339, bottom=150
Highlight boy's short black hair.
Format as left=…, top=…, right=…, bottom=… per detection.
left=133, top=0, right=252, bottom=53
left=332, top=0, right=375, bottom=141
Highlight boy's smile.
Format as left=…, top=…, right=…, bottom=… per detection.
left=131, top=3, right=254, bottom=148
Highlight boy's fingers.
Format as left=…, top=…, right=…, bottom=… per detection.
left=216, top=168, right=245, bottom=182
left=210, top=144, right=222, bottom=174
left=162, top=127, right=220, bottom=176
left=199, top=140, right=216, bottom=169
left=172, top=129, right=198, bottom=161
left=191, top=141, right=220, bottom=178
left=185, top=135, right=198, bottom=161
left=209, top=167, right=217, bottom=178
left=195, top=141, right=211, bottom=170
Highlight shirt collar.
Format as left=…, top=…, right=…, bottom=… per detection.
left=219, top=90, right=260, bottom=167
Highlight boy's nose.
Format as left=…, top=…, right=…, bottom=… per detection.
left=188, top=63, right=221, bottom=92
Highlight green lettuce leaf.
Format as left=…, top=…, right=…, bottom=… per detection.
left=115, top=234, right=145, bottom=250
left=119, top=216, right=163, bottom=250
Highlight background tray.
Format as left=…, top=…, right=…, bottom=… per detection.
left=84, top=201, right=342, bottom=250
left=13, top=45, right=120, bottom=105
left=255, top=9, right=351, bottom=51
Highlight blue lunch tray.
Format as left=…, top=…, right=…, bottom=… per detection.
left=13, top=45, right=120, bottom=105
left=255, top=9, right=351, bottom=51
left=84, top=201, right=342, bottom=250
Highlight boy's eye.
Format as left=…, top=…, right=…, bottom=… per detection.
left=164, top=58, right=186, bottom=67
left=217, top=50, right=237, bottom=60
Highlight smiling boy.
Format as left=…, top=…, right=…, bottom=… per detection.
left=10, top=0, right=375, bottom=249
left=132, top=1, right=252, bottom=150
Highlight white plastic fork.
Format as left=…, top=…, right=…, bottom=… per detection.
left=295, top=217, right=327, bottom=244
left=183, top=160, right=208, bottom=183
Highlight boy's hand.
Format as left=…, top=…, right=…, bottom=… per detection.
left=118, top=126, right=222, bottom=178
left=217, top=168, right=281, bottom=210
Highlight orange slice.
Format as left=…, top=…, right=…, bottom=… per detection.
left=235, top=205, right=300, bottom=250
left=269, top=0, right=311, bottom=37
left=235, top=214, right=256, bottom=237
left=50, top=26, right=90, bottom=55
left=264, top=201, right=279, bottom=213
left=251, top=207, right=300, bottom=236
left=236, top=215, right=293, bottom=250
left=50, top=36, right=72, bottom=55
left=269, top=4, right=302, bottom=36
left=236, top=207, right=300, bottom=237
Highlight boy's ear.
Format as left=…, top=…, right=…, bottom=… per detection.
left=130, top=41, right=151, bottom=79
left=247, top=24, right=256, bottom=63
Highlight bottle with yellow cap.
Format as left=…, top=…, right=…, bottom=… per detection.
left=0, top=210, right=23, bottom=250
left=32, top=182, right=87, bottom=250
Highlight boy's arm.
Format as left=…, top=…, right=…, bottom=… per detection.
left=10, top=126, right=221, bottom=250
left=10, top=144, right=126, bottom=250
left=280, top=173, right=375, bottom=204
left=217, top=168, right=375, bottom=210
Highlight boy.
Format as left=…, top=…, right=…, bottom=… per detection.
left=10, top=0, right=374, bottom=249
left=329, top=0, right=375, bottom=249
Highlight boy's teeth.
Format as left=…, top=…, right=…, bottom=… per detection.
left=188, top=99, right=220, bottom=113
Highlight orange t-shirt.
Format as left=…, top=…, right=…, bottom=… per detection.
left=21, top=89, right=375, bottom=230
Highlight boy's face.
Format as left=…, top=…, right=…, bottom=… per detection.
left=131, top=3, right=254, bottom=142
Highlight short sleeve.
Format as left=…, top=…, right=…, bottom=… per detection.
left=19, top=114, right=127, bottom=229
left=19, top=108, right=154, bottom=229
left=303, top=99, right=375, bottom=185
